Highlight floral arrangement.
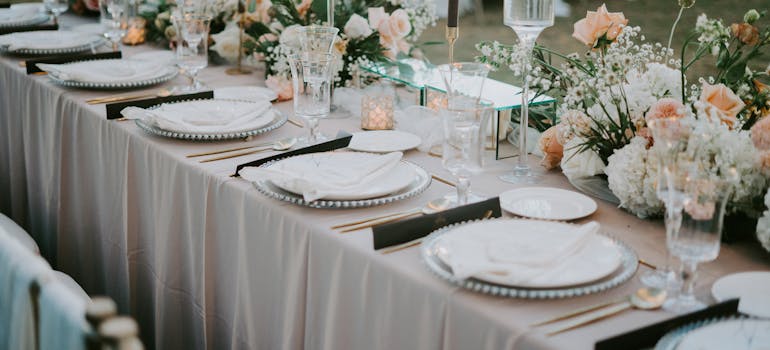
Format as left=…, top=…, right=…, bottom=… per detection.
left=477, top=3, right=770, bottom=251
left=70, top=0, right=99, bottom=16
left=139, top=0, right=239, bottom=46
left=241, top=0, right=436, bottom=98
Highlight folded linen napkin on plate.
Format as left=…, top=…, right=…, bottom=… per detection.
left=0, top=31, right=99, bottom=51
left=442, top=221, right=600, bottom=281
left=37, top=59, right=169, bottom=83
left=121, top=99, right=274, bottom=134
left=240, top=152, right=403, bottom=202
left=0, top=8, right=41, bottom=22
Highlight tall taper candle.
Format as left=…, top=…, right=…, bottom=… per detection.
left=447, top=0, right=459, bottom=27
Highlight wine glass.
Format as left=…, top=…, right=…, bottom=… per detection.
left=663, top=161, right=735, bottom=314
left=440, top=103, right=491, bottom=206
left=43, top=0, right=68, bottom=25
left=172, top=14, right=211, bottom=93
left=99, top=0, right=129, bottom=52
left=641, top=117, right=692, bottom=290
left=297, top=25, right=339, bottom=54
left=288, top=52, right=334, bottom=146
left=499, top=0, right=554, bottom=184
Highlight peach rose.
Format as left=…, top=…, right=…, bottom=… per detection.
left=685, top=200, right=716, bottom=220
left=699, top=83, right=745, bottom=128
left=751, top=116, right=770, bottom=150
left=645, top=98, right=686, bottom=122
left=539, top=126, right=564, bottom=170
left=378, top=19, right=399, bottom=59
left=265, top=75, right=293, bottom=101
left=387, top=9, right=412, bottom=39
left=572, top=4, right=628, bottom=48
left=731, top=23, right=760, bottom=45
left=295, top=0, right=312, bottom=18
left=368, top=7, right=388, bottom=29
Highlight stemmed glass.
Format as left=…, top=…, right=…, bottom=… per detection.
left=441, top=104, right=491, bottom=206
left=43, top=0, right=68, bottom=25
left=641, top=117, right=692, bottom=290
left=287, top=52, right=334, bottom=146
left=499, top=0, right=554, bottom=184
left=297, top=26, right=339, bottom=54
left=664, top=160, right=735, bottom=313
left=172, top=14, right=211, bottom=93
left=99, top=0, right=129, bottom=52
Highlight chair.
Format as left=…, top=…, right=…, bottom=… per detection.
left=0, top=213, right=39, bottom=254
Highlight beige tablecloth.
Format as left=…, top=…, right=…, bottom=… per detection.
left=1, top=16, right=769, bottom=350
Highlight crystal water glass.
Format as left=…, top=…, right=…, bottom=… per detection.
left=43, top=0, right=68, bottom=25
left=297, top=25, right=339, bottom=54
left=438, top=62, right=491, bottom=109
left=441, top=104, right=491, bottom=206
left=499, top=0, right=554, bottom=184
left=288, top=53, right=334, bottom=146
left=99, top=0, right=129, bottom=51
left=641, top=117, right=693, bottom=290
left=664, top=164, right=734, bottom=314
left=173, top=14, right=211, bottom=93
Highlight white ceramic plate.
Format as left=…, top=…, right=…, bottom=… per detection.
left=214, top=86, right=278, bottom=102
left=129, top=50, right=177, bottom=66
left=712, top=271, right=770, bottom=318
left=348, top=130, right=422, bottom=153
left=500, top=187, right=598, bottom=221
left=0, top=31, right=103, bottom=54
left=42, top=59, right=178, bottom=89
left=269, top=152, right=415, bottom=200
left=676, top=319, right=770, bottom=350
left=432, top=219, right=622, bottom=288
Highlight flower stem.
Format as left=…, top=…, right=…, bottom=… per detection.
left=668, top=6, right=686, bottom=54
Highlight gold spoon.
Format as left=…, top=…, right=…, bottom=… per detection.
left=86, top=88, right=173, bottom=105
left=338, top=198, right=452, bottom=233
left=199, top=137, right=297, bottom=163
left=546, top=288, right=667, bottom=336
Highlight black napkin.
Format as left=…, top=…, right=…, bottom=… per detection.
left=105, top=91, right=214, bottom=120
left=26, top=51, right=121, bottom=74
left=232, top=131, right=353, bottom=177
left=595, top=298, right=739, bottom=350
left=0, top=23, right=58, bottom=36
left=372, top=197, right=502, bottom=250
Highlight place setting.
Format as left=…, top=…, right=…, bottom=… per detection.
left=0, top=4, right=49, bottom=29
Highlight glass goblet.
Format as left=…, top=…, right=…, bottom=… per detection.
left=438, top=62, right=491, bottom=109
left=288, top=52, right=334, bottom=147
left=440, top=103, right=491, bottom=206
left=43, top=0, right=68, bottom=25
left=297, top=25, right=339, bottom=54
left=499, top=0, right=554, bottom=184
left=172, top=14, right=211, bottom=93
left=99, top=0, right=129, bottom=52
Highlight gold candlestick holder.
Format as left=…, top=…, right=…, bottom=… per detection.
left=226, top=1, right=253, bottom=75
left=446, top=26, right=458, bottom=64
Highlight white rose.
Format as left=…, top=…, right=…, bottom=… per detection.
left=210, top=23, right=242, bottom=61
left=344, top=13, right=372, bottom=39
left=560, top=137, right=605, bottom=179
left=387, top=9, right=412, bottom=39
left=279, top=24, right=302, bottom=51
left=368, top=7, right=388, bottom=29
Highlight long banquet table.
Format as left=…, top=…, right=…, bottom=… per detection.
left=1, top=17, right=769, bottom=350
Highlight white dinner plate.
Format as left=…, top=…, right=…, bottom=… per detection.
left=348, top=130, right=422, bottom=153
left=676, top=319, right=770, bottom=350
left=712, top=271, right=770, bottom=318
left=0, top=31, right=103, bottom=54
left=433, top=219, right=622, bottom=288
left=500, top=187, right=598, bottom=221
left=269, top=152, right=415, bottom=201
left=214, top=86, right=278, bottom=103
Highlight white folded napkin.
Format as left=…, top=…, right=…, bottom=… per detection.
left=240, top=152, right=403, bottom=202
left=442, top=221, right=600, bottom=282
left=37, top=59, right=169, bottom=83
left=0, top=31, right=100, bottom=51
left=0, top=8, right=41, bottom=22
left=121, top=99, right=274, bottom=134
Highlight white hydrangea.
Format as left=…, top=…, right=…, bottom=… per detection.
left=606, top=136, right=664, bottom=218
left=756, top=189, right=770, bottom=253
left=561, top=137, right=606, bottom=180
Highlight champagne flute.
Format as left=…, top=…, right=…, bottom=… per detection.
left=499, top=0, right=554, bottom=184
left=99, top=0, right=129, bottom=52
left=43, top=0, right=68, bottom=25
